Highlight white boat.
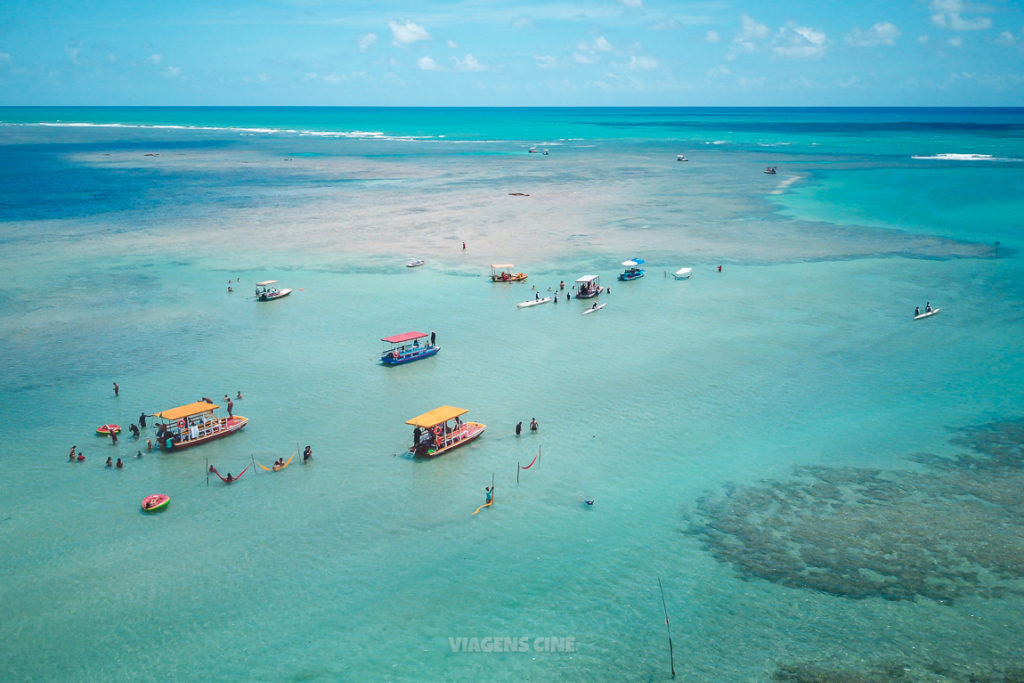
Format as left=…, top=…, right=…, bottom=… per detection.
left=673, top=267, right=692, bottom=280
left=255, top=280, right=292, bottom=302
left=517, top=297, right=552, bottom=309
left=582, top=303, right=606, bottom=315
left=914, top=307, right=941, bottom=320
left=406, top=259, right=425, bottom=268
left=677, top=154, right=687, bottom=162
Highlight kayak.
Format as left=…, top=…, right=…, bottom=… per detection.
left=141, top=494, right=170, bottom=512
left=517, top=297, right=551, bottom=308
left=914, top=308, right=941, bottom=320
left=582, top=304, right=606, bottom=315
left=96, top=424, right=121, bottom=436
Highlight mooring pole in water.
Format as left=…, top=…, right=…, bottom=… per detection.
left=251, top=453, right=257, bottom=472
left=517, top=462, right=520, bottom=485
left=205, top=459, right=209, bottom=487
left=658, top=577, right=676, bottom=679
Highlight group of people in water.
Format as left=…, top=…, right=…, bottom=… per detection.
left=914, top=302, right=934, bottom=317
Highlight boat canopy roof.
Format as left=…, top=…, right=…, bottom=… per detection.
left=406, top=405, right=468, bottom=428
left=675, top=267, right=692, bottom=274
left=153, top=401, right=218, bottom=420
left=255, top=280, right=278, bottom=286
left=382, top=331, right=427, bottom=344
left=490, top=263, right=514, bottom=269
left=576, top=275, right=600, bottom=284
left=622, top=258, right=645, bottom=267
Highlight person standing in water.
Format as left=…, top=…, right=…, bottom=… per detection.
left=515, top=421, right=522, bottom=436
left=530, top=418, right=539, bottom=432
left=139, top=413, right=147, bottom=428
left=113, top=382, right=119, bottom=396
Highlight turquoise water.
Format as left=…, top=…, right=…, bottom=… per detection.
left=1, top=108, right=1023, bottom=681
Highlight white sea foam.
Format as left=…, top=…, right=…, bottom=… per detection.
left=911, top=153, right=1020, bottom=162
left=769, top=175, right=802, bottom=195
left=30, top=121, right=431, bottom=142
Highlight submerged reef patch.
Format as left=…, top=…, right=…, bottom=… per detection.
left=692, top=418, right=1024, bottom=603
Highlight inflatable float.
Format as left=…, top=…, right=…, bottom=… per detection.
left=96, top=424, right=121, bottom=436
left=141, top=494, right=170, bottom=512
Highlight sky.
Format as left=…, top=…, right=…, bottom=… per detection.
left=1, top=0, right=1023, bottom=106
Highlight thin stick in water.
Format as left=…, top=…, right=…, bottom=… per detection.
left=658, top=577, right=676, bottom=679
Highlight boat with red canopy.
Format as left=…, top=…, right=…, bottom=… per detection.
left=152, top=401, right=247, bottom=450
left=381, top=331, right=439, bottom=365
left=406, top=406, right=485, bottom=458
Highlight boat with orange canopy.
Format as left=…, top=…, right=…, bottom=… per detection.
left=406, top=406, right=485, bottom=458
left=489, top=264, right=528, bottom=282
left=152, top=401, right=247, bottom=450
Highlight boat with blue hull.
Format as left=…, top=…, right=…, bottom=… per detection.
left=618, top=258, right=645, bottom=281
left=381, top=331, right=439, bottom=365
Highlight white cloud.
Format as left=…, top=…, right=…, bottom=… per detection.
left=0, top=52, right=11, bottom=66
left=845, top=22, right=900, bottom=47
left=358, top=33, right=378, bottom=51
left=948, top=35, right=964, bottom=46
left=705, top=30, right=720, bottom=43
left=594, top=36, right=613, bottom=51
left=649, top=18, right=681, bottom=30
left=243, top=73, right=270, bottom=83
left=732, top=14, right=769, bottom=53
left=147, top=54, right=163, bottom=65
left=447, top=39, right=457, bottom=49
left=534, top=55, right=557, bottom=68
left=323, top=74, right=345, bottom=84
left=574, top=52, right=598, bottom=65
left=162, top=66, right=181, bottom=78
left=513, top=16, right=534, bottom=29
left=707, top=65, right=730, bottom=78
left=919, top=34, right=930, bottom=43
left=417, top=56, right=438, bottom=70
left=773, top=24, right=828, bottom=58
left=629, top=55, right=658, bottom=70
left=737, top=76, right=765, bottom=89
left=930, top=0, right=992, bottom=31
left=389, top=20, right=431, bottom=46
left=65, top=42, right=81, bottom=65
left=451, top=54, right=484, bottom=71
left=304, top=72, right=318, bottom=81
left=620, top=0, right=643, bottom=7
left=993, top=30, right=1015, bottom=45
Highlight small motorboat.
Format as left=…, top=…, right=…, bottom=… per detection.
left=517, top=297, right=552, bottom=309
left=407, top=406, right=486, bottom=458
left=914, top=307, right=941, bottom=320
left=96, top=424, right=121, bottom=436
left=673, top=267, right=692, bottom=280
left=406, top=259, right=425, bottom=268
left=677, top=154, right=687, bottom=162
left=490, top=264, right=528, bottom=282
left=619, top=258, right=646, bottom=281
left=380, top=331, right=439, bottom=365
left=255, top=280, right=292, bottom=302
left=764, top=166, right=777, bottom=175
left=141, top=494, right=170, bottom=512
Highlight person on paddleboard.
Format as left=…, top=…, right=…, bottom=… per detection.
left=925, top=302, right=932, bottom=313
left=485, top=486, right=493, bottom=505
left=915, top=306, right=920, bottom=317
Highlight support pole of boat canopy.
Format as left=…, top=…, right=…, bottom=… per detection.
left=658, top=577, right=676, bottom=679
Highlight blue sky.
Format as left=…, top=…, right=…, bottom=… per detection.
left=1, top=0, right=1022, bottom=106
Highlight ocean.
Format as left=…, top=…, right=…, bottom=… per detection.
left=1, top=107, right=1022, bottom=681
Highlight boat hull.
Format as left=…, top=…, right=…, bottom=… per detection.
left=257, top=289, right=292, bottom=302
left=517, top=297, right=551, bottom=308
left=410, top=422, right=486, bottom=458
left=618, top=270, right=645, bottom=281
left=914, top=308, right=941, bottom=320
left=381, top=346, right=440, bottom=365
left=164, top=416, right=248, bottom=450
left=490, top=274, right=528, bottom=282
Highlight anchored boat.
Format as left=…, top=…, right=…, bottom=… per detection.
left=575, top=274, right=603, bottom=299
left=619, top=258, right=646, bottom=281
left=490, top=264, right=528, bottom=283
left=152, top=401, right=247, bottom=450
left=255, top=280, right=292, bottom=302
left=673, top=267, right=692, bottom=280
left=406, top=405, right=485, bottom=458
left=381, top=331, right=439, bottom=365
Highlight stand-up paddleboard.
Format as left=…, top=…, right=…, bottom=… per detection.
left=517, top=297, right=552, bottom=309
left=914, top=308, right=941, bottom=320
left=582, top=303, right=606, bottom=315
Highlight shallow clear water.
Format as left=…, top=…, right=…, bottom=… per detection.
left=1, top=108, right=1022, bottom=681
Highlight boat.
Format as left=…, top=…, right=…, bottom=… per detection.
left=914, top=307, right=941, bottom=320
left=517, top=297, right=552, bottom=309
left=406, top=406, right=486, bottom=458
left=764, top=166, right=777, bottom=175
left=677, top=154, right=687, bottom=162
left=490, top=264, right=528, bottom=282
left=529, top=147, right=538, bottom=153
left=255, top=280, right=292, bottom=302
left=673, top=267, right=693, bottom=280
left=141, top=494, right=170, bottom=512
left=574, top=275, right=603, bottom=299
left=583, top=303, right=606, bottom=315
left=96, top=424, right=121, bottom=436
left=619, top=258, right=646, bottom=281
left=152, top=401, right=247, bottom=451
left=380, top=331, right=439, bottom=365
left=406, top=258, right=425, bottom=268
